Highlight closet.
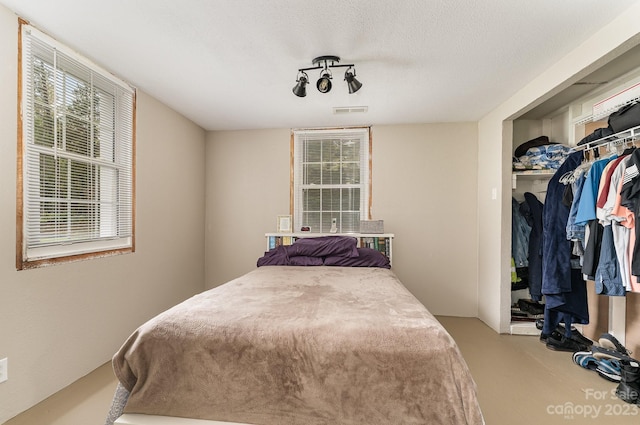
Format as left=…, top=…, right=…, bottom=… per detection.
left=510, top=44, right=640, bottom=353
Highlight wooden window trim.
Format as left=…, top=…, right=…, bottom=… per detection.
left=16, top=18, right=136, bottom=270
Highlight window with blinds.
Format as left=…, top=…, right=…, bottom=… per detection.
left=18, top=22, right=135, bottom=268
left=293, top=128, right=370, bottom=233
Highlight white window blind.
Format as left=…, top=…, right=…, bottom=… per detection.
left=19, top=24, right=135, bottom=265
left=293, top=128, right=370, bottom=233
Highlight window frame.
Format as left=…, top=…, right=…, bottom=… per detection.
left=16, top=19, right=136, bottom=269
left=291, top=127, right=372, bottom=233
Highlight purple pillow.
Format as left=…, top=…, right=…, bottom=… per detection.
left=324, top=247, right=391, bottom=269
left=257, top=246, right=289, bottom=266
left=285, top=236, right=358, bottom=258
left=289, top=256, right=323, bottom=266
left=257, top=246, right=325, bottom=267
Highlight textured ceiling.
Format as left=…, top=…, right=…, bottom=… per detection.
left=1, top=0, right=639, bottom=131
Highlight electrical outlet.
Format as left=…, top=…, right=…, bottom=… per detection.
left=0, top=358, right=7, bottom=383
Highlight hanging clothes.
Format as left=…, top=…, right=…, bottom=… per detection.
left=594, top=154, right=632, bottom=296
left=542, top=151, right=589, bottom=337
left=574, top=156, right=617, bottom=226
left=620, top=148, right=640, bottom=277
left=567, top=146, right=640, bottom=295
left=566, top=172, right=587, bottom=243
left=512, top=197, right=531, bottom=268
left=521, top=192, right=544, bottom=301
left=574, top=155, right=618, bottom=278
left=594, top=225, right=626, bottom=296
left=610, top=156, right=639, bottom=292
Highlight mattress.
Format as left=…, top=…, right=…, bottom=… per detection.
left=110, top=266, right=483, bottom=424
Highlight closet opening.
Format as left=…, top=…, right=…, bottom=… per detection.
left=508, top=41, right=640, bottom=358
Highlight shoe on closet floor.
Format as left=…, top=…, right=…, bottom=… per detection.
left=546, top=333, right=589, bottom=352
left=615, top=359, right=640, bottom=405
left=592, top=345, right=634, bottom=361
left=572, top=351, right=599, bottom=370
left=535, top=319, right=544, bottom=330
left=556, top=324, right=593, bottom=347
left=596, top=358, right=622, bottom=382
left=572, top=351, right=622, bottom=382
left=540, top=330, right=563, bottom=344
left=517, top=299, right=544, bottom=316
left=599, top=333, right=631, bottom=356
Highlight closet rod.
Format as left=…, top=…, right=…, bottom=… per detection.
left=571, top=124, right=640, bottom=153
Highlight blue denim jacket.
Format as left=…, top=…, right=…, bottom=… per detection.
left=566, top=173, right=586, bottom=242
left=594, top=224, right=626, bottom=296
left=512, top=197, right=531, bottom=267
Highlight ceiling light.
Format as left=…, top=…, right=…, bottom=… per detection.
left=293, top=55, right=362, bottom=96
left=344, top=67, right=362, bottom=94
left=316, top=69, right=332, bottom=93
left=292, top=71, right=309, bottom=97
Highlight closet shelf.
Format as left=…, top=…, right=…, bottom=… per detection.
left=573, top=83, right=640, bottom=125
left=512, top=125, right=640, bottom=189
left=573, top=124, right=640, bottom=153
left=512, top=169, right=557, bottom=176
left=512, top=170, right=556, bottom=189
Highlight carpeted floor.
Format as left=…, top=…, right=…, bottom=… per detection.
left=4, top=316, right=639, bottom=425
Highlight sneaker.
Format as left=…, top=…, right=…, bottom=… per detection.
left=573, top=351, right=599, bottom=370
left=596, top=358, right=622, bottom=382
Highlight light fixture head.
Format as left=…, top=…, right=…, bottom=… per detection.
left=344, top=68, right=362, bottom=94
left=293, top=55, right=361, bottom=96
left=316, top=69, right=332, bottom=94
left=292, top=71, right=309, bottom=97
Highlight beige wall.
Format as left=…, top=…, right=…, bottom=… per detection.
left=478, top=2, right=640, bottom=332
left=371, top=124, right=479, bottom=316
left=205, top=128, right=292, bottom=288
left=205, top=123, right=479, bottom=316
left=0, top=7, right=207, bottom=423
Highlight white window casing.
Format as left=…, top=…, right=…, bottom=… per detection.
left=293, top=128, right=370, bottom=233
left=19, top=22, right=135, bottom=268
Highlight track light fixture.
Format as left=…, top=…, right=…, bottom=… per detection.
left=292, top=71, right=308, bottom=97
left=344, top=67, right=362, bottom=94
left=292, top=55, right=362, bottom=97
left=316, top=69, right=332, bottom=93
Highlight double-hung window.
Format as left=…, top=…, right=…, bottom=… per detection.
left=17, top=22, right=135, bottom=269
left=292, top=128, right=370, bottom=233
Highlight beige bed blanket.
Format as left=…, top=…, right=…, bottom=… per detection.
left=113, top=266, right=483, bottom=425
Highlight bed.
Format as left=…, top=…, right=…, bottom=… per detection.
left=106, top=236, right=483, bottom=425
